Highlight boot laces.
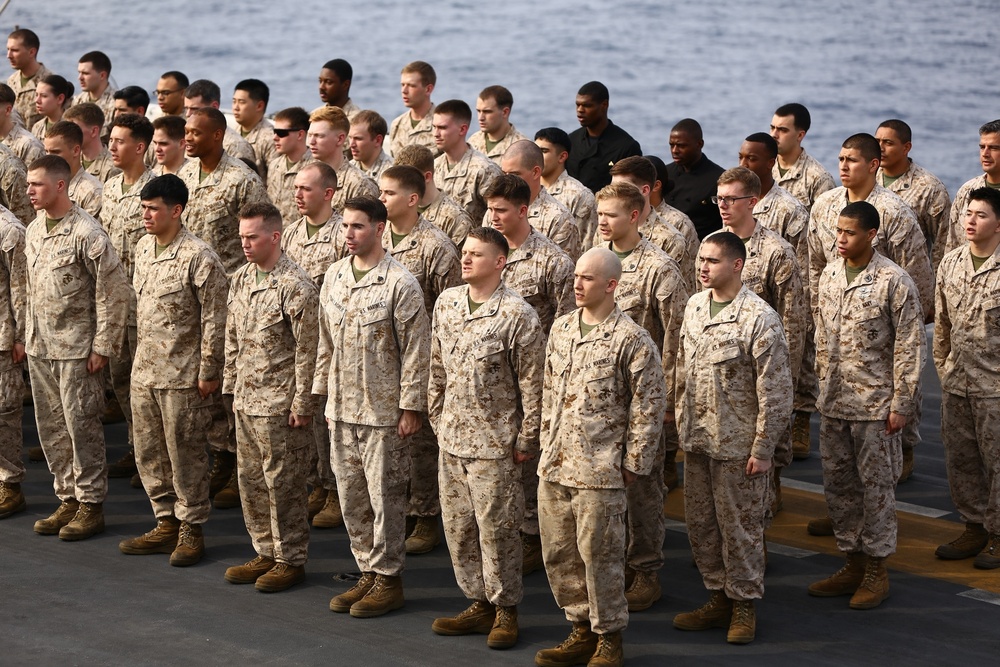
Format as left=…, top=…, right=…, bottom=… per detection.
left=732, top=602, right=753, bottom=625
left=178, top=523, right=197, bottom=547
left=594, top=634, right=617, bottom=658
left=495, top=606, right=514, bottom=625
left=458, top=601, right=492, bottom=620
left=558, top=626, right=588, bottom=649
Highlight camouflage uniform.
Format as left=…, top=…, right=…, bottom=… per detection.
left=640, top=210, right=691, bottom=293
left=241, top=119, right=277, bottom=182
left=178, top=152, right=270, bottom=276
left=0, top=208, right=25, bottom=484
left=3, top=124, right=44, bottom=166
left=529, top=187, right=581, bottom=262
left=223, top=127, right=255, bottom=164
left=815, top=251, right=925, bottom=557
left=654, top=201, right=699, bottom=291
left=434, top=146, right=501, bottom=224
left=468, top=125, right=529, bottom=165
left=265, top=151, right=312, bottom=224
left=878, top=161, right=950, bottom=269
left=943, top=175, right=990, bottom=263
left=224, top=254, right=319, bottom=567
left=132, top=228, right=227, bottom=524
left=314, top=253, right=430, bottom=577
left=25, top=205, right=128, bottom=504
left=7, top=63, right=53, bottom=127
left=69, top=168, right=103, bottom=220
left=934, top=244, right=1000, bottom=534
left=538, top=307, right=666, bottom=634
left=84, top=147, right=122, bottom=184
left=70, top=87, right=116, bottom=137
left=351, top=150, right=393, bottom=183
left=420, top=191, right=472, bottom=249
left=676, top=286, right=792, bottom=599
left=773, top=149, right=835, bottom=211
left=502, top=229, right=576, bottom=337
left=330, top=160, right=379, bottom=215
left=429, top=283, right=544, bottom=606
left=550, top=170, right=598, bottom=253
left=0, top=143, right=34, bottom=224
left=388, top=106, right=436, bottom=158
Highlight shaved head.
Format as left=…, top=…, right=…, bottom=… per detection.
left=502, top=139, right=544, bottom=171
left=578, top=246, right=622, bottom=282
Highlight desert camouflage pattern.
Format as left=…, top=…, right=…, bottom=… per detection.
left=420, top=190, right=473, bottom=249
left=0, top=143, right=35, bottom=224
left=527, top=187, right=581, bottom=261
left=388, top=106, right=436, bottom=158
left=83, top=146, right=122, bottom=184
left=68, top=168, right=103, bottom=219
left=434, top=145, right=501, bottom=224
left=943, top=174, right=990, bottom=261
left=382, top=216, right=461, bottom=316
left=330, top=160, right=379, bottom=214
left=265, top=151, right=312, bottom=224
left=70, top=86, right=117, bottom=136
left=878, top=160, right=950, bottom=268
left=351, top=150, right=394, bottom=183
left=468, top=124, right=529, bottom=164
left=550, top=170, right=599, bottom=253
left=0, top=210, right=25, bottom=483
left=940, top=393, right=1000, bottom=534
left=501, top=229, right=575, bottom=337
left=241, top=119, right=277, bottom=182
left=7, top=63, right=53, bottom=127
left=222, top=127, right=255, bottom=163
left=654, top=201, right=700, bottom=292
left=772, top=148, right=835, bottom=211
left=2, top=124, right=44, bottom=167
left=281, top=213, right=346, bottom=286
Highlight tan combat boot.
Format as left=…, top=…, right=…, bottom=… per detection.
left=307, top=487, right=328, bottom=521
left=350, top=574, right=404, bottom=617
left=522, top=532, right=543, bottom=575
left=329, top=572, right=376, bottom=612
left=898, top=447, right=914, bottom=483
left=849, top=556, right=889, bottom=609
left=33, top=499, right=80, bottom=535
left=727, top=600, right=756, bottom=644
left=255, top=562, right=305, bottom=593
left=312, top=491, right=343, bottom=529
left=809, top=552, right=867, bottom=596
left=974, top=534, right=1000, bottom=570
left=663, top=448, right=679, bottom=491
left=224, top=554, right=276, bottom=584
left=807, top=515, right=834, bottom=536
left=625, top=570, right=661, bottom=612
left=119, top=516, right=181, bottom=554
left=535, top=622, right=599, bottom=667
left=432, top=600, right=495, bottom=635
left=59, top=502, right=105, bottom=541
left=170, top=522, right=204, bottom=567
left=936, top=522, right=988, bottom=560
left=27, top=445, right=45, bottom=462
left=588, top=631, right=623, bottom=666
left=673, top=590, right=733, bottom=630
left=0, top=481, right=27, bottom=519
left=108, top=447, right=138, bottom=478
left=487, top=605, right=518, bottom=650
left=213, top=470, right=241, bottom=509
left=405, top=515, right=440, bottom=553
left=791, top=410, right=811, bottom=459
left=208, top=450, right=236, bottom=497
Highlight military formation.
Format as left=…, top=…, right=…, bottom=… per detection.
left=1, top=26, right=999, bottom=667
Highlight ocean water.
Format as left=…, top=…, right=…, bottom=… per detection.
left=5, top=0, right=999, bottom=192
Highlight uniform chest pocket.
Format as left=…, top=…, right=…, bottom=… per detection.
left=983, top=297, right=1000, bottom=329
left=154, top=280, right=184, bottom=298
left=853, top=306, right=888, bottom=347
left=473, top=339, right=505, bottom=360
left=549, top=353, right=569, bottom=377
left=258, top=306, right=284, bottom=330
left=617, top=293, right=642, bottom=315
left=511, top=279, right=540, bottom=299
left=51, top=254, right=86, bottom=297
left=710, top=345, right=741, bottom=364
left=201, top=202, right=229, bottom=223
left=360, top=307, right=389, bottom=326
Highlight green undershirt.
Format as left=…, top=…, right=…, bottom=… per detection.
left=390, top=230, right=407, bottom=248
left=352, top=262, right=371, bottom=283
left=45, top=216, right=63, bottom=233
left=988, top=181, right=1000, bottom=191
left=484, top=137, right=500, bottom=154
left=579, top=315, right=598, bottom=338
left=255, top=268, right=270, bottom=285
left=971, top=252, right=989, bottom=271
left=881, top=173, right=901, bottom=187
left=778, top=165, right=789, bottom=177
left=81, top=156, right=94, bottom=169
left=845, top=263, right=868, bottom=285
left=467, top=295, right=484, bottom=313
left=155, top=243, right=169, bottom=258
left=199, top=167, right=210, bottom=183
left=306, top=221, right=325, bottom=239
left=121, top=180, right=133, bottom=194
left=410, top=115, right=420, bottom=129
left=710, top=298, right=733, bottom=319
left=613, top=247, right=633, bottom=261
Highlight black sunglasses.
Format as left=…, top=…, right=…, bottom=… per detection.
left=273, top=128, right=304, bottom=138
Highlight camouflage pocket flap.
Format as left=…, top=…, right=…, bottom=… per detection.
left=473, top=339, right=504, bottom=359
left=710, top=345, right=740, bottom=364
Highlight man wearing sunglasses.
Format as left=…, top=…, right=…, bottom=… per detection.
left=267, top=107, right=312, bottom=224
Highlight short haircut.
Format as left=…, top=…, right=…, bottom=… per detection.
left=351, top=109, right=388, bottom=138
left=344, top=196, right=388, bottom=224
left=394, top=144, right=434, bottom=173
left=840, top=200, right=880, bottom=231
left=64, top=102, right=105, bottom=128
left=235, top=78, right=269, bottom=105
left=466, top=225, right=509, bottom=257
left=434, top=99, right=472, bottom=126
left=596, top=181, right=645, bottom=214
left=401, top=61, right=436, bottom=87
left=484, top=173, right=531, bottom=208
left=160, top=71, right=189, bottom=89
left=842, top=133, right=881, bottom=163
left=40, top=74, right=74, bottom=100
left=644, top=154, right=670, bottom=189
left=478, top=85, right=513, bottom=109
left=979, top=119, right=1000, bottom=136
left=29, top=154, right=71, bottom=181
left=152, top=114, right=186, bottom=140
left=239, top=201, right=283, bottom=232
left=0, top=83, right=13, bottom=105
left=310, top=105, right=350, bottom=133
left=273, top=106, right=310, bottom=129
left=718, top=166, right=761, bottom=197
left=140, top=173, right=189, bottom=209
left=192, top=107, right=227, bottom=132
left=877, top=119, right=912, bottom=144
left=185, top=79, right=221, bottom=104
left=671, top=118, right=703, bottom=141
left=45, top=120, right=84, bottom=147
left=301, top=161, right=338, bottom=191
left=968, top=187, right=1000, bottom=218
left=321, top=59, right=353, bottom=81
left=381, top=165, right=426, bottom=198
left=744, top=132, right=779, bottom=159
left=703, top=230, right=747, bottom=262
left=503, top=140, right=543, bottom=171
left=114, top=85, right=150, bottom=111
left=609, top=155, right=657, bottom=188
left=79, top=50, right=111, bottom=73
left=577, top=81, right=609, bottom=103
left=774, top=103, right=812, bottom=133
left=111, top=113, right=154, bottom=147
left=534, top=127, right=571, bottom=154
left=8, top=29, right=39, bottom=51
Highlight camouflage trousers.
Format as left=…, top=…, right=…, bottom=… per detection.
left=538, top=479, right=628, bottom=635
left=132, top=386, right=212, bottom=524
left=683, top=451, right=768, bottom=601
left=408, top=413, right=439, bottom=517
left=27, top=356, right=107, bottom=503
left=306, top=418, right=337, bottom=491
left=108, top=323, right=137, bottom=446
left=208, top=389, right=237, bottom=454
left=941, top=392, right=1000, bottom=534
left=902, top=382, right=923, bottom=454
left=793, top=318, right=818, bottom=413
left=440, top=451, right=523, bottom=606
left=520, top=455, right=539, bottom=535
left=819, top=416, right=902, bottom=557
left=626, top=424, right=666, bottom=572
left=330, top=420, right=409, bottom=577
left=0, top=365, right=24, bottom=483
left=234, top=411, right=310, bottom=566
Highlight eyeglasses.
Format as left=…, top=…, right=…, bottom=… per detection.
left=273, top=128, right=304, bottom=138
left=154, top=89, right=180, bottom=97
left=711, top=195, right=754, bottom=206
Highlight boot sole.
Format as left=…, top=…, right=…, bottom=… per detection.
left=849, top=595, right=889, bottom=610
left=935, top=546, right=987, bottom=560
left=727, top=632, right=755, bottom=644
left=225, top=571, right=270, bottom=585
left=973, top=558, right=1000, bottom=570
left=808, top=588, right=857, bottom=597
left=486, top=633, right=517, bottom=650
left=59, top=526, right=105, bottom=541
left=255, top=574, right=305, bottom=593
left=312, top=518, right=344, bottom=529
left=673, top=618, right=731, bottom=631
left=405, top=540, right=439, bottom=554
left=34, top=522, right=68, bottom=535
left=626, top=590, right=662, bottom=612
left=431, top=620, right=494, bottom=635
left=169, top=552, right=204, bottom=567
left=534, top=647, right=598, bottom=667
left=0, top=499, right=27, bottom=519
left=120, top=543, right=177, bottom=555
left=350, top=599, right=404, bottom=618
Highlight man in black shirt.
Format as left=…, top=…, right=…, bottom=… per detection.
left=665, top=119, right=724, bottom=239
left=566, top=81, right=641, bottom=193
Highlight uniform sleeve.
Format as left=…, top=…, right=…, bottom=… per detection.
left=4, top=227, right=26, bottom=346
left=653, top=265, right=688, bottom=412
left=807, top=209, right=827, bottom=316
left=193, top=251, right=229, bottom=383
left=932, top=259, right=952, bottom=376
left=427, top=301, right=446, bottom=432
left=768, top=249, right=807, bottom=379
left=551, top=216, right=582, bottom=263
left=312, top=281, right=333, bottom=397
left=429, top=246, right=462, bottom=307
left=551, top=253, right=577, bottom=322
left=85, top=230, right=129, bottom=358
left=884, top=208, right=935, bottom=321
left=78, top=185, right=103, bottom=219
left=925, top=185, right=951, bottom=271
left=809, top=169, right=836, bottom=206
left=222, top=281, right=239, bottom=396
left=286, top=279, right=320, bottom=416
left=749, top=313, right=793, bottom=461
left=889, top=275, right=927, bottom=416
left=511, top=309, right=545, bottom=456
left=395, top=280, right=431, bottom=413
left=943, top=189, right=968, bottom=260
left=2, top=165, right=35, bottom=225
left=622, top=332, right=666, bottom=476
